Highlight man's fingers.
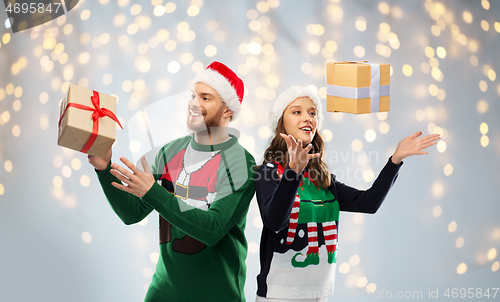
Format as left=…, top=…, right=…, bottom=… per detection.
left=120, top=156, right=139, bottom=174
left=111, top=162, right=134, bottom=179
left=141, top=156, right=153, bottom=174
left=112, top=182, right=132, bottom=193
left=110, top=168, right=132, bottom=185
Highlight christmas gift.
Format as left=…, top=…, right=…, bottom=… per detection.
left=57, top=84, right=123, bottom=158
left=326, top=61, right=390, bottom=114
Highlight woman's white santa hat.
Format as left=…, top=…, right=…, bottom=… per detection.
left=193, top=61, right=244, bottom=120
left=269, top=85, right=324, bottom=133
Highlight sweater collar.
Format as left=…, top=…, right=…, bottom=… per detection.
left=190, top=134, right=237, bottom=152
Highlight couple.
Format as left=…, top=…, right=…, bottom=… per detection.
left=88, top=61, right=440, bottom=302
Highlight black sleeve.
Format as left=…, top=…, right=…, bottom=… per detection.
left=255, top=163, right=304, bottom=232
left=331, top=156, right=403, bottom=214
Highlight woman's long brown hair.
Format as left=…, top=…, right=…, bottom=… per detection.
left=261, top=115, right=331, bottom=189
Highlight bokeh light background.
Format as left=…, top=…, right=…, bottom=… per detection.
left=1, top=0, right=499, bottom=301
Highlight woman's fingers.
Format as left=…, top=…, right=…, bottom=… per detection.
left=289, top=135, right=298, bottom=147
left=280, top=134, right=318, bottom=164
left=420, top=141, right=438, bottom=150
left=418, top=135, right=440, bottom=146
left=421, top=134, right=441, bottom=142
left=280, top=133, right=292, bottom=149
left=409, top=131, right=423, bottom=139
left=280, top=133, right=297, bottom=150
left=308, top=152, right=321, bottom=160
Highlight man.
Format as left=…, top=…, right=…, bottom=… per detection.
left=88, top=61, right=256, bottom=302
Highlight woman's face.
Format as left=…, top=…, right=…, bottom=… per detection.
left=282, top=97, right=318, bottom=145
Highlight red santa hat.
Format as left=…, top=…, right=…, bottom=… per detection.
left=193, top=61, right=244, bottom=120
left=269, top=85, right=324, bottom=133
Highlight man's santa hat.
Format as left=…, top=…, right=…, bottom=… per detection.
left=269, top=85, right=324, bottom=133
left=193, top=61, right=244, bottom=120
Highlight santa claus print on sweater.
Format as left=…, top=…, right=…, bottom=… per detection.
left=158, top=144, right=222, bottom=255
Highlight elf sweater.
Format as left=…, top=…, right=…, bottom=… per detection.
left=255, top=157, right=403, bottom=299
left=96, top=134, right=256, bottom=302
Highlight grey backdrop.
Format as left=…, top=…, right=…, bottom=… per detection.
left=1, top=0, right=499, bottom=301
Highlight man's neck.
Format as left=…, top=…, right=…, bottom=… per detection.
left=193, top=128, right=230, bottom=145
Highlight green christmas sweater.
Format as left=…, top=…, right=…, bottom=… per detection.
left=96, top=134, right=256, bottom=302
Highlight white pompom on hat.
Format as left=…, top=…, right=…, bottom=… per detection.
left=269, top=85, right=324, bottom=133
left=193, top=61, right=244, bottom=120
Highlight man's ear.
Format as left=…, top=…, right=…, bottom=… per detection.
left=224, top=107, right=233, bottom=118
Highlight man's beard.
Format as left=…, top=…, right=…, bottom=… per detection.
left=187, top=104, right=225, bottom=133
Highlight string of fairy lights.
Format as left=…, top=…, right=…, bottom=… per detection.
left=0, top=0, right=499, bottom=297
left=419, top=0, right=499, bottom=277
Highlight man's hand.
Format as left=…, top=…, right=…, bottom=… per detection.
left=110, top=156, right=155, bottom=198
left=88, top=148, right=112, bottom=171
left=392, top=131, right=441, bottom=164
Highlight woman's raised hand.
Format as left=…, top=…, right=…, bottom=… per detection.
left=280, top=133, right=321, bottom=174
left=391, top=131, right=441, bottom=164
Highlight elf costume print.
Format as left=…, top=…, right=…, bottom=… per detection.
left=275, top=162, right=339, bottom=268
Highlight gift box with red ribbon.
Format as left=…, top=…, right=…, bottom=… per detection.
left=57, top=84, right=123, bottom=158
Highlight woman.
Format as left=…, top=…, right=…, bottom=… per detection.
left=255, top=86, right=440, bottom=301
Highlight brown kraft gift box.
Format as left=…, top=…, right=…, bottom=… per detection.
left=326, top=61, right=390, bottom=114
left=58, top=84, right=121, bottom=158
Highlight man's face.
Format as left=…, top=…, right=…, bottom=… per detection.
left=187, top=82, right=226, bottom=132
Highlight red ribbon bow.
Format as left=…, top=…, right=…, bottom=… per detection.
left=59, top=91, right=123, bottom=154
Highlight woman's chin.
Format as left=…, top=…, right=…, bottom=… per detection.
left=295, top=134, right=312, bottom=146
